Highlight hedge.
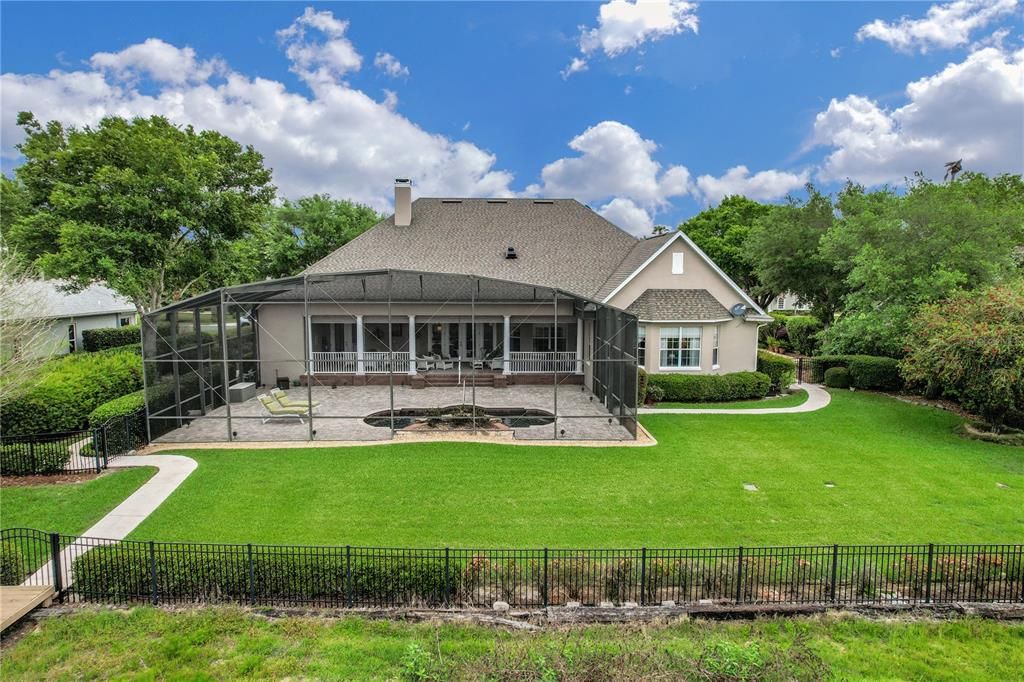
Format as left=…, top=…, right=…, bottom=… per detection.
left=810, top=355, right=902, bottom=391
left=0, top=346, right=143, bottom=436
left=0, top=543, right=26, bottom=585
left=0, top=440, right=72, bottom=476
left=756, top=351, right=796, bottom=394
left=82, top=325, right=139, bottom=352
left=648, top=372, right=771, bottom=403
left=88, top=390, right=146, bottom=427
left=74, top=546, right=463, bottom=605
left=824, top=366, right=852, bottom=389
left=785, top=316, right=823, bottom=356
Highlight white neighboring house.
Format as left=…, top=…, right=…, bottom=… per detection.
left=1, top=281, right=137, bottom=357
left=768, top=292, right=812, bottom=313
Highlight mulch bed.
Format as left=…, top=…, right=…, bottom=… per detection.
left=0, top=472, right=105, bottom=487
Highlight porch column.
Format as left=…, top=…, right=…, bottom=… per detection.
left=355, top=315, right=365, bottom=375
left=458, top=322, right=467, bottom=359
left=502, top=314, right=511, bottom=375
left=576, top=318, right=584, bottom=374
left=407, top=315, right=417, bottom=375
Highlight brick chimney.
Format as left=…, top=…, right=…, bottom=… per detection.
left=394, top=178, right=412, bottom=226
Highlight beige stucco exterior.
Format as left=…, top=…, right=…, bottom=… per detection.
left=606, top=233, right=765, bottom=374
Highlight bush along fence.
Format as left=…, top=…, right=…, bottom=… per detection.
left=0, top=406, right=147, bottom=476
left=2, top=529, right=1021, bottom=609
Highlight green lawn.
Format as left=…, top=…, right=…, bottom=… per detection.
left=0, top=468, right=155, bottom=534
left=130, top=391, right=1024, bottom=547
left=652, top=388, right=809, bottom=409
left=2, top=607, right=1022, bottom=680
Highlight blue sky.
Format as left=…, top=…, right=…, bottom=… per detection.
left=2, top=1, right=1021, bottom=234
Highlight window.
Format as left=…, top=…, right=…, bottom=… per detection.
left=119, top=316, right=131, bottom=327
left=659, top=327, right=700, bottom=369
left=671, top=252, right=684, bottom=274
left=637, top=326, right=646, bottom=366
left=712, top=324, right=720, bottom=368
left=67, top=323, right=77, bottom=353
left=532, top=325, right=567, bottom=352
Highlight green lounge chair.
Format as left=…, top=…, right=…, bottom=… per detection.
left=270, top=387, right=321, bottom=409
left=258, top=393, right=309, bottom=424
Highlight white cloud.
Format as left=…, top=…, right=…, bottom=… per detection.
left=598, top=197, right=654, bottom=234
left=277, top=7, right=362, bottom=84
left=856, top=0, right=1019, bottom=53
left=830, top=47, right=843, bottom=59
left=811, top=46, right=1024, bottom=185
left=563, top=0, right=698, bottom=77
left=1, top=13, right=515, bottom=211
left=90, top=38, right=223, bottom=84
left=696, top=166, right=809, bottom=205
left=526, top=121, right=693, bottom=234
left=381, top=88, right=398, bottom=111
left=374, top=52, right=409, bottom=78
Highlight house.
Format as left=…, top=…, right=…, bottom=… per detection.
left=141, top=180, right=770, bottom=444
left=768, top=292, right=812, bottom=313
left=0, top=280, right=137, bottom=357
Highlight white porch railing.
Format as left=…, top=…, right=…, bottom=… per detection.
left=508, top=351, right=579, bottom=373
left=311, top=351, right=411, bottom=374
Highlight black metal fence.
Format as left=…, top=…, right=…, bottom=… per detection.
left=2, top=529, right=1020, bottom=609
left=0, top=407, right=147, bottom=476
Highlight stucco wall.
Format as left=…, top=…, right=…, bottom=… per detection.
left=609, top=235, right=761, bottom=374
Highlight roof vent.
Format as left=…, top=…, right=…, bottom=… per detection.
left=505, top=246, right=518, bottom=260
left=441, top=199, right=462, bottom=204
left=487, top=199, right=508, bottom=204
left=533, top=199, right=554, bottom=204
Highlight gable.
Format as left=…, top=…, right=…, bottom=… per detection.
left=604, top=232, right=767, bottom=318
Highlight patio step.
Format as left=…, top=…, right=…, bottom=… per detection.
left=419, top=373, right=496, bottom=388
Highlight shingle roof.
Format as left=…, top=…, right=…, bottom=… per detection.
left=304, top=198, right=640, bottom=299
left=625, top=289, right=732, bottom=321
left=593, top=233, right=674, bottom=301
left=0, top=280, right=135, bottom=321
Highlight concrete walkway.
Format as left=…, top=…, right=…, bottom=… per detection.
left=26, top=454, right=197, bottom=588
left=638, top=383, right=831, bottom=415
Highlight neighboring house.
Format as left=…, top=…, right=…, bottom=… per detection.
left=142, top=180, right=771, bottom=443
left=1, top=281, right=137, bottom=357
left=768, top=292, right=812, bottom=313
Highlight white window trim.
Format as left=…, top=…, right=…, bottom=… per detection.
left=711, top=324, right=720, bottom=370
left=658, top=326, right=701, bottom=371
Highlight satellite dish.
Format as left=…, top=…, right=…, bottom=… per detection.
left=730, top=303, right=747, bottom=317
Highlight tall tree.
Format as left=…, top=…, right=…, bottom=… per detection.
left=0, top=249, right=59, bottom=401
left=4, top=113, right=275, bottom=314
left=745, top=185, right=849, bottom=324
left=679, top=195, right=775, bottom=309
left=230, top=195, right=382, bottom=282
left=820, top=173, right=1024, bottom=356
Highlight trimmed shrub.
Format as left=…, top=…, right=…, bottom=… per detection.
left=0, top=440, right=72, bottom=475
left=74, top=546, right=463, bottom=605
left=81, top=325, right=140, bottom=352
left=88, top=390, right=146, bottom=427
left=649, top=372, right=771, bottom=403
left=757, top=351, right=796, bottom=394
left=823, top=367, right=851, bottom=389
left=785, top=316, right=823, bottom=356
left=0, top=347, right=143, bottom=436
left=637, top=368, right=649, bottom=404
left=0, top=542, right=26, bottom=585
left=810, top=354, right=902, bottom=390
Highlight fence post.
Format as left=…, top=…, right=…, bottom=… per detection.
left=735, top=546, right=744, bottom=603
left=149, top=540, right=158, bottom=605
left=49, top=533, right=63, bottom=602
left=91, top=429, right=103, bottom=473
left=345, top=545, right=353, bottom=608
left=830, top=544, right=839, bottom=602
left=444, top=547, right=451, bottom=606
left=247, top=543, right=254, bottom=606
left=30, top=440, right=37, bottom=474
left=639, top=548, right=647, bottom=606
left=925, top=543, right=934, bottom=604
left=123, top=414, right=131, bottom=451
left=543, top=548, right=549, bottom=608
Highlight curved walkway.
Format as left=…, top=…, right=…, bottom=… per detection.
left=638, top=383, right=831, bottom=415
left=28, top=454, right=197, bottom=587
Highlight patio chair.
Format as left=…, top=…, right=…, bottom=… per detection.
left=416, top=356, right=434, bottom=371
left=257, top=393, right=309, bottom=424
left=270, top=387, right=320, bottom=409
left=433, top=354, right=454, bottom=371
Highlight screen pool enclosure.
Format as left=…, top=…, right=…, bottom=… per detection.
left=142, top=270, right=639, bottom=443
